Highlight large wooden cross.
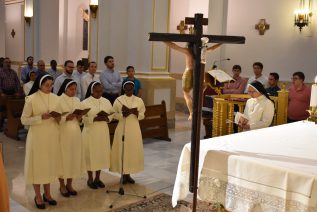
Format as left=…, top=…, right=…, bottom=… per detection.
left=149, top=13, right=245, bottom=211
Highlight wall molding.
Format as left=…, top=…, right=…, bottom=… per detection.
left=5, top=0, right=23, bottom=5
left=150, top=0, right=170, bottom=71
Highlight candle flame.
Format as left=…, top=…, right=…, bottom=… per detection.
left=315, top=75, right=317, bottom=84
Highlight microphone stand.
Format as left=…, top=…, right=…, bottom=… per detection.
left=106, top=112, right=146, bottom=208
left=212, top=58, right=230, bottom=69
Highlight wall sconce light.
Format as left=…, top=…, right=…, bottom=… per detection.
left=294, top=0, right=313, bottom=31
left=89, top=0, right=98, bottom=19
left=24, top=16, right=31, bottom=26
left=24, top=0, right=33, bottom=26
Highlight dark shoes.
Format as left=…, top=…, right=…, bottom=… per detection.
left=126, top=174, right=135, bottom=184
left=60, top=188, right=70, bottom=197
left=94, top=180, right=106, bottom=188
left=66, top=186, right=78, bottom=196
left=87, top=179, right=106, bottom=189
left=121, top=174, right=135, bottom=184
left=43, top=194, right=57, bottom=206
left=87, top=180, right=98, bottom=189
left=34, top=197, right=45, bottom=210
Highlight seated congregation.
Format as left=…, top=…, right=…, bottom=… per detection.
left=203, top=62, right=311, bottom=137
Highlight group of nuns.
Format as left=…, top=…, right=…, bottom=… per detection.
left=21, top=74, right=145, bottom=210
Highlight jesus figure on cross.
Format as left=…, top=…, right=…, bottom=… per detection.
left=164, top=41, right=222, bottom=120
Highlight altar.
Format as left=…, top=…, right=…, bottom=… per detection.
left=172, top=121, right=317, bottom=211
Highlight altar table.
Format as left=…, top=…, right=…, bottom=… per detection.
left=172, top=121, right=317, bottom=211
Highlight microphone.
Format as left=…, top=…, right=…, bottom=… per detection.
left=212, top=58, right=230, bottom=69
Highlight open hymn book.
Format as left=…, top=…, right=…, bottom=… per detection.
left=72, top=108, right=91, bottom=116
left=206, top=69, right=234, bottom=83
left=234, top=112, right=249, bottom=125
left=97, top=111, right=114, bottom=117
left=49, top=111, right=68, bottom=118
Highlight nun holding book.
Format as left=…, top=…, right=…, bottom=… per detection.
left=110, top=80, right=146, bottom=184
left=56, top=79, right=86, bottom=197
left=21, top=74, right=61, bottom=209
left=81, top=81, right=114, bottom=189
left=237, top=80, right=275, bottom=131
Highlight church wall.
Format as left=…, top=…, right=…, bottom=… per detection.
left=37, top=0, right=59, bottom=64
left=224, top=0, right=317, bottom=83
left=4, top=2, right=24, bottom=61
left=97, top=0, right=153, bottom=72
left=65, top=0, right=89, bottom=62
left=0, top=0, right=5, bottom=56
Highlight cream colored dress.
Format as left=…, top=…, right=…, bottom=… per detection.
left=58, top=94, right=86, bottom=178
left=21, top=91, right=62, bottom=184
left=81, top=96, right=114, bottom=171
left=244, top=95, right=275, bottom=130
left=110, top=95, right=145, bottom=174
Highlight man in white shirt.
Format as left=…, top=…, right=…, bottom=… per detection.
left=245, top=62, right=269, bottom=93
left=81, top=61, right=100, bottom=98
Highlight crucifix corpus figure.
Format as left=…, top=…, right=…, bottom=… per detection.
left=163, top=41, right=222, bottom=121
left=149, top=13, right=245, bottom=211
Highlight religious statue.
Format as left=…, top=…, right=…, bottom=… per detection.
left=163, top=41, right=222, bottom=120
left=80, top=8, right=89, bottom=50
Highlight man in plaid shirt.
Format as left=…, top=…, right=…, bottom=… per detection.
left=0, top=57, right=21, bottom=96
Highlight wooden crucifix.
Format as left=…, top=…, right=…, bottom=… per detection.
left=149, top=13, right=245, bottom=211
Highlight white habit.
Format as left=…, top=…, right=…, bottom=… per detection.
left=244, top=95, right=274, bottom=130
left=81, top=96, right=114, bottom=171
left=21, top=91, right=62, bottom=184
left=58, top=94, right=86, bottom=178
left=110, top=95, right=145, bottom=174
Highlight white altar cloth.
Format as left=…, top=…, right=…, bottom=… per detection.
left=172, top=121, right=317, bottom=211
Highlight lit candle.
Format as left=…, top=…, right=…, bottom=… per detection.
left=90, top=0, right=98, bottom=5
left=310, top=76, right=317, bottom=107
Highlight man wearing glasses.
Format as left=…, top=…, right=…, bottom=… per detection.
left=266, top=72, right=281, bottom=96
left=53, top=60, right=82, bottom=99
left=287, top=71, right=311, bottom=123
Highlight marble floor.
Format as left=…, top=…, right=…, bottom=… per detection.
left=1, top=112, right=206, bottom=212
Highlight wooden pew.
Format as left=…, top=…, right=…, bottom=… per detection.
left=108, top=100, right=171, bottom=144
left=4, top=97, right=25, bottom=140
left=140, top=101, right=171, bottom=141
left=0, top=96, right=7, bottom=130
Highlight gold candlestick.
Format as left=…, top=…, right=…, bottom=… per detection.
left=307, top=106, right=317, bottom=124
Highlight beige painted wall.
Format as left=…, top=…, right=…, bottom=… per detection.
left=4, top=2, right=24, bottom=61
left=224, top=0, right=317, bottom=83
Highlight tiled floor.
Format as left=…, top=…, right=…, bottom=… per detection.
left=2, top=112, right=206, bottom=211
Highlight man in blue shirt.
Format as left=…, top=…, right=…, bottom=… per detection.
left=21, top=56, right=37, bottom=83
left=121, top=66, right=142, bottom=97
left=100, top=56, right=122, bottom=104
left=266, top=72, right=280, bottom=96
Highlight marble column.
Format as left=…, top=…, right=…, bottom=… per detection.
left=207, top=0, right=228, bottom=68
left=24, top=0, right=34, bottom=60
left=150, top=0, right=170, bottom=71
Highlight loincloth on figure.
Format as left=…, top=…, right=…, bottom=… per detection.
left=182, top=69, right=193, bottom=92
